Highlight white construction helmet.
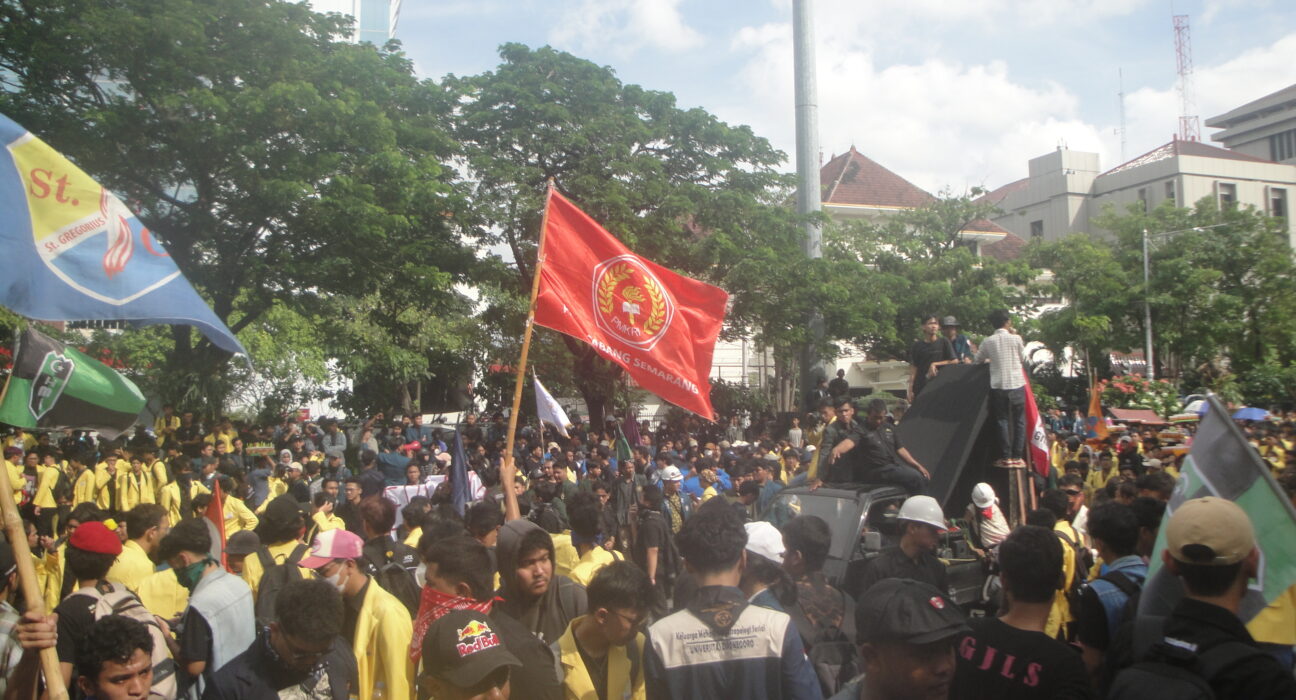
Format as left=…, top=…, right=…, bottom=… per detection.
left=971, top=483, right=997, bottom=509
left=898, top=495, right=948, bottom=531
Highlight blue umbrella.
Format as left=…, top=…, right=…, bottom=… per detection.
left=1231, top=406, right=1269, bottom=421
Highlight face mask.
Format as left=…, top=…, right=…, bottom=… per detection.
left=323, top=564, right=347, bottom=593
left=175, top=557, right=211, bottom=591
left=415, top=562, right=427, bottom=587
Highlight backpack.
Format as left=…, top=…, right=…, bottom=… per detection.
left=1054, top=529, right=1090, bottom=623
left=1099, top=569, right=1143, bottom=632
left=1107, top=615, right=1267, bottom=700
left=789, top=588, right=861, bottom=696
left=81, top=580, right=179, bottom=699
left=253, top=543, right=308, bottom=625
left=366, top=548, right=421, bottom=617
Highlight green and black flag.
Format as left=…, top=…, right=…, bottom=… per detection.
left=1139, top=393, right=1296, bottom=622
left=0, top=326, right=145, bottom=440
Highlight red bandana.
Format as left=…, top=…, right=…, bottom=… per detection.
left=409, top=587, right=495, bottom=663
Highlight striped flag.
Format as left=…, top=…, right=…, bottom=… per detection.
left=0, top=326, right=145, bottom=439
left=1021, top=373, right=1050, bottom=478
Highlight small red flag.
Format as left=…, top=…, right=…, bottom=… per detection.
left=203, top=479, right=228, bottom=568
left=1021, top=372, right=1050, bottom=478
left=534, top=190, right=728, bottom=420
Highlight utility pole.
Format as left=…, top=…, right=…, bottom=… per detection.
left=1142, top=228, right=1154, bottom=380
left=793, top=0, right=825, bottom=403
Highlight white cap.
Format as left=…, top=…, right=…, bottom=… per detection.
left=287, top=461, right=303, bottom=472
left=660, top=465, right=684, bottom=482
left=744, top=522, right=785, bottom=563
left=971, top=483, right=996, bottom=509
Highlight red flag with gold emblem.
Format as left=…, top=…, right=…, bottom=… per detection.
left=533, top=190, right=727, bottom=420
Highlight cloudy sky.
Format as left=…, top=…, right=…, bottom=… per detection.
left=327, top=0, right=1294, bottom=194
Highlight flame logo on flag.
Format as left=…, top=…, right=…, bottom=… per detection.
left=99, top=187, right=134, bottom=278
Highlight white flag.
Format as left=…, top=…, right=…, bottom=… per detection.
left=534, top=376, right=571, bottom=438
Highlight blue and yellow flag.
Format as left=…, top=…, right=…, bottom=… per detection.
left=0, top=114, right=245, bottom=354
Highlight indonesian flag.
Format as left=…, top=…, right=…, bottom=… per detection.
left=1022, top=372, right=1050, bottom=478
left=534, top=190, right=728, bottom=420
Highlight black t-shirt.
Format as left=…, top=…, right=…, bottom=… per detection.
left=854, top=421, right=903, bottom=471
left=951, top=617, right=1092, bottom=700
left=857, top=546, right=948, bottom=595
left=202, top=632, right=357, bottom=700
left=632, top=511, right=671, bottom=585
left=54, top=592, right=98, bottom=665
left=178, top=608, right=213, bottom=693
left=490, top=608, right=562, bottom=700
left=575, top=634, right=610, bottom=700
left=909, top=337, right=955, bottom=395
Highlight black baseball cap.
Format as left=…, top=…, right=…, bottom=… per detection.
left=421, top=610, right=520, bottom=687
left=856, top=578, right=968, bottom=645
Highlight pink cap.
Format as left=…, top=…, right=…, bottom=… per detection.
left=300, top=528, right=364, bottom=569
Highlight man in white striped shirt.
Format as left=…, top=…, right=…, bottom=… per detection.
left=976, top=310, right=1027, bottom=468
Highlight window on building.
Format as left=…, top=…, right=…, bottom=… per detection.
left=1030, top=220, right=1044, bottom=239
left=1137, top=188, right=1149, bottom=212
left=1270, top=129, right=1296, bottom=162
left=1271, top=188, right=1288, bottom=220
left=1164, top=180, right=1176, bottom=205
left=1217, top=182, right=1237, bottom=209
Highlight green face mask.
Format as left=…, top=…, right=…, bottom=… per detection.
left=175, top=557, right=211, bottom=591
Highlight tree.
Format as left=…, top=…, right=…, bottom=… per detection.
left=827, top=192, right=1040, bottom=360
left=449, top=44, right=790, bottom=425
left=0, top=0, right=477, bottom=414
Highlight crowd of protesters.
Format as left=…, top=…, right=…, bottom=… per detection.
left=0, top=326, right=1293, bottom=698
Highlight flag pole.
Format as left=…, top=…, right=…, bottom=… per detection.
left=501, top=181, right=554, bottom=522
left=0, top=376, right=70, bottom=700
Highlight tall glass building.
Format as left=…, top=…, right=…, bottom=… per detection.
left=309, top=0, right=401, bottom=45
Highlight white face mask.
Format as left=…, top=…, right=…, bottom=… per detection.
left=415, top=562, right=427, bottom=587
left=324, top=564, right=347, bottom=593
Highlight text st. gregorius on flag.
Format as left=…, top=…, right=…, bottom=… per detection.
left=533, top=190, right=727, bottom=420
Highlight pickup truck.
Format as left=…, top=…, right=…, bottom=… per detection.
left=763, top=483, right=987, bottom=607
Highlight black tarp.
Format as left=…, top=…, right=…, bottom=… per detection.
left=896, top=363, right=1006, bottom=513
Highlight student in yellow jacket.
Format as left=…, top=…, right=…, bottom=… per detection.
left=68, top=453, right=98, bottom=507
left=115, top=457, right=157, bottom=511
left=105, top=504, right=168, bottom=592
left=301, top=529, right=413, bottom=700
left=241, top=495, right=313, bottom=599
left=159, top=458, right=209, bottom=527
left=551, top=561, right=649, bottom=700
left=4, top=447, right=26, bottom=505
left=93, top=453, right=126, bottom=510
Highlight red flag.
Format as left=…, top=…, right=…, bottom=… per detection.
left=203, top=479, right=228, bottom=568
left=534, top=190, right=728, bottom=419
left=1021, top=372, right=1050, bottom=478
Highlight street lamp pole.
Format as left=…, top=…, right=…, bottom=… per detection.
left=1142, top=228, right=1153, bottom=380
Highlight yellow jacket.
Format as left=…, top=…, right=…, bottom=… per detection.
left=159, top=480, right=209, bottom=526
left=115, top=470, right=157, bottom=511
left=136, top=569, right=189, bottom=621
left=1085, top=467, right=1118, bottom=493
left=24, top=464, right=60, bottom=509
left=402, top=526, right=421, bottom=549
left=223, top=497, right=260, bottom=536
left=351, top=580, right=414, bottom=700
left=568, top=547, right=623, bottom=588
left=149, top=460, right=170, bottom=501
left=154, top=415, right=180, bottom=444
left=94, top=462, right=124, bottom=510
left=106, top=539, right=156, bottom=592
left=256, top=478, right=288, bottom=514
left=553, top=616, right=645, bottom=700
left=1046, top=521, right=1080, bottom=638
left=71, top=468, right=97, bottom=506
left=552, top=532, right=579, bottom=579
left=5, top=460, right=23, bottom=505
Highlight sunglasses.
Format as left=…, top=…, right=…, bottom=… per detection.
left=1063, top=489, right=1083, bottom=497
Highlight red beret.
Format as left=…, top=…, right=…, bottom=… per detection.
left=69, top=522, right=122, bottom=556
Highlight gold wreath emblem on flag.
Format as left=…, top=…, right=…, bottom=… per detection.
left=593, top=257, right=673, bottom=349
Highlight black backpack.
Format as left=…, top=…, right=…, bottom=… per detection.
left=1107, top=615, right=1267, bottom=700
left=253, top=543, right=308, bottom=625
left=1054, top=529, right=1090, bottom=624
left=366, top=548, right=421, bottom=617
left=789, top=589, right=861, bottom=696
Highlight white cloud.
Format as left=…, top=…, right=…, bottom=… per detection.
left=728, top=3, right=1296, bottom=193
left=549, top=0, right=703, bottom=57
left=730, top=19, right=1111, bottom=193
